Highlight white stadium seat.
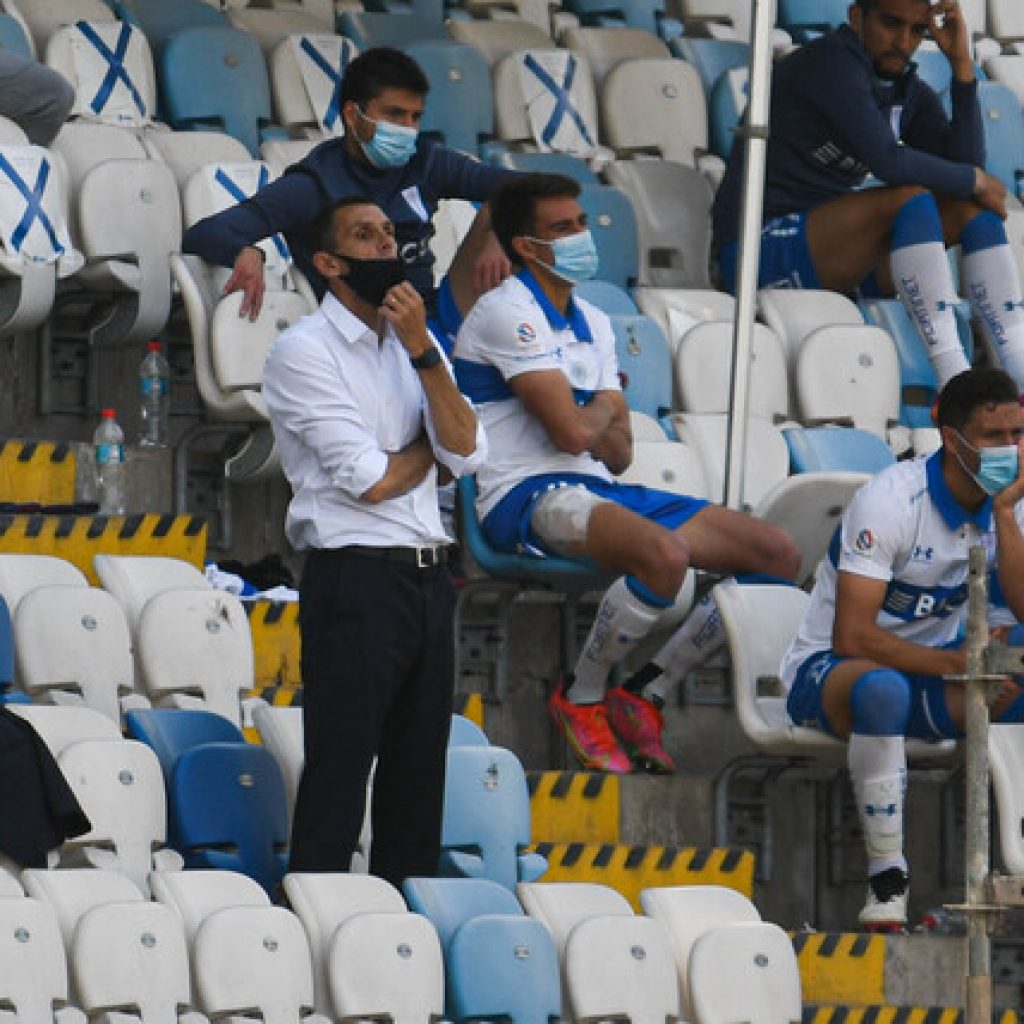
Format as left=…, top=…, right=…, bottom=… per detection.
left=0, top=553, right=88, bottom=615
left=989, top=723, right=1024, bottom=875
left=94, top=554, right=210, bottom=637
left=447, top=18, right=554, bottom=69
left=756, top=287, right=864, bottom=369
left=633, top=286, right=736, bottom=358
left=562, top=25, right=670, bottom=90
left=151, top=868, right=270, bottom=947
left=270, top=33, right=358, bottom=139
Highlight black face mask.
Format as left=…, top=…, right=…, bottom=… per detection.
left=332, top=254, right=407, bottom=307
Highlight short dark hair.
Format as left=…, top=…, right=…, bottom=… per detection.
left=339, top=47, right=429, bottom=110
left=307, top=195, right=379, bottom=253
left=489, top=173, right=583, bottom=263
left=936, top=367, right=1019, bottom=432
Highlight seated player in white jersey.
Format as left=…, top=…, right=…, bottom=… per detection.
left=780, top=367, right=1024, bottom=930
left=453, top=173, right=800, bottom=775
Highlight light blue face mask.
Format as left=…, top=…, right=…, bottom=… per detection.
left=528, top=229, right=599, bottom=284
left=356, top=108, right=418, bottom=169
left=954, top=430, right=1020, bottom=496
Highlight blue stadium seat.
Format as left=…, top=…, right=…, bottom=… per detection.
left=670, top=37, right=749, bottom=97
left=574, top=279, right=638, bottom=315
left=578, top=183, right=640, bottom=291
left=449, top=713, right=489, bottom=747
left=709, top=66, right=748, bottom=160
left=338, top=11, right=449, bottom=50
left=440, top=745, right=548, bottom=889
left=913, top=49, right=954, bottom=97
left=609, top=313, right=673, bottom=429
left=362, top=0, right=444, bottom=21
left=0, top=14, right=33, bottom=59
left=0, top=596, right=13, bottom=696
left=785, top=426, right=897, bottom=474
left=161, top=26, right=286, bottom=156
left=406, top=40, right=493, bottom=156
left=562, top=0, right=674, bottom=38
left=777, top=0, right=849, bottom=41
left=109, top=0, right=228, bottom=58
left=171, top=741, right=290, bottom=897
left=402, top=876, right=523, bottom=951
left=978, top=81, right=1024, bottom=198
left=488, top=150, right=600, bottom=185
left=125, top=706, right=246, bottom=782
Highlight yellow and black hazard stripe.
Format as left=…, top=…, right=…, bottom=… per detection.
left=0, top=440, right=76, bottom=505
left=0, top=513, right=206, bottom=583
left=803, top=1007, right=1015, bottom=1023
left=792, top=932, right=886, bottom=1007
left=529, top=842, right=754, bottom=909
left=528, top=771, right=620, bottom=845
left=454, top=692, right=484, bottom=729
left=244, top=600, right=302, bottom=689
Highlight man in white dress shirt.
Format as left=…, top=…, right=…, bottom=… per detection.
left=263, top=195, right=486, bottom=886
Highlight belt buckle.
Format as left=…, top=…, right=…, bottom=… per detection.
left=415, top=546, right=435, bottom=569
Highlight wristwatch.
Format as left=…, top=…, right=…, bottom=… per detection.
left=410, top=347, right=442, bottom=370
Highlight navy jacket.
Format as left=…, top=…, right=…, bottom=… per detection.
left=711, top=25, right=984, bottom=251
left=181, top=136, right=518, bottom=301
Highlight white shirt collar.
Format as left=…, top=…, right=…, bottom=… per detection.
left=321, top=289, right=380, bottom=346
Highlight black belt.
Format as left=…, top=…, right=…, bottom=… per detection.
left=345, top=544, right=449, bottom=569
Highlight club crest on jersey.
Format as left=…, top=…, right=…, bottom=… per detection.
left=855, top=528, right=875, bottom=553
left=515, top=322, right=537, bottom=345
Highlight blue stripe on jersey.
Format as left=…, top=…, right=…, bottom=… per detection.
left=881, top=578, right=967, bottom=621
left=827, top=522, right=842, bottom=569
left=453, top=357, right=514, bottom=403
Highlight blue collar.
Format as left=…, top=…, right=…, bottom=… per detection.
left=927, top=449, right=992, bottom=531
left=516, top=268, right=593, bottom=343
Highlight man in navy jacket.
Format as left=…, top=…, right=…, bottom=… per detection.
left=712, top=0, right=1024, bottom=391
left=182, top=47, right=519, bottom=348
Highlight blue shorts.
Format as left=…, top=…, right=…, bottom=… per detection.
left=719, top=213, right=823, bottom=294
left=482, top=472, right=708, bottom=557
left=786, top=649, right=960, bottom=741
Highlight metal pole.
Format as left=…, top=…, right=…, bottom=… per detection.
left=963, top=544, right=991, bottom=1024
left=723, top=0, right=776, bottom=510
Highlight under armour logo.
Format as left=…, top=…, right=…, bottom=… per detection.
left=913, top=545, right=934, bottom=561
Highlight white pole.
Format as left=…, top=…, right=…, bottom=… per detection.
left=724, top=0, right=777, bottom=510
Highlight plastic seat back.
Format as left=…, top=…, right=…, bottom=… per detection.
left=169, top=741, right=289, bottom=896
left=777, top=0, right=848, bottom=36
left=757, top=287, right=863, bottom=370
left=689, top=922, right=802, bottom=1024
left=0, top=896, right=70, bottom=1021
left=94, top=555, right=210, bottom=636
left=574, top=278, right=637, bottom=314
left=795, top=325, right=900, bottom=440
left=18, top=0, right=115, bottom=56
left=151, top=868, right=270, bottom=945
left=0, top=554, right=88, bottom=614
left=9, top=704, right=121, bottom=757
left=670, top=36, right=748, bottom=96
left=0, top=13, right=33, bottom=59
left=562, top=25, right=670, bottom=89
left=602, top=57, right=707, bottom=165
left=194, top=905, right=314, bottom=1023
left=15, top=585, right=134, bottom=722
left=566, top=915, right=680, bottom=1024
left=145, top=129, right=252, bottom=189
left=709, top=64, right=748, bottom=159
left=328, top=912, right=445, bottom=1024
left=985, top=54, right=1024, bottom=110
left=161, top=25, right=279, bottom=156
left=978, top=80, right=1024, bottom=197
left=449, top=713, right=490, bottom=747
left=989, top=722, right=1024, bottom=874
left=785, top=426, right=897, bottom=475
left=609, top=312, right=672, bottom=424
left=990, top=0, right=1024, bottom=43
left=73, top=901, right=191, bottom=1022
left=125, top=706, right=246, bottom=782
left=446, top=17, right=554, bottom=68
left=110, top=0, right=228, bottom=58
left=578, top=182, right=639, bottom=290
left=604, top=158, right=713, bottom=288
left=340, top=11, right=449, bottom=50
left=252, top=703, right=304, bottom=818
left=227, top=6, right=333, bottom=55
left=0, top=596, right=13, bottom=696
left=633, top=286, right=735, bottom=357
left=517, top=880, right=632, bottom=961
left=402, top=876, right=522, bottom=952
left=639, top=883, right=760, bottom=1019
left=618, top=438, right=709, bottom=499
left=137, top=588, right=253, bottom=725
left=270, top=32, right=357, bottom=138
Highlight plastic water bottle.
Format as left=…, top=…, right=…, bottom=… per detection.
left=93, top=408, right=125, bottom=515
left=139, top=340, right=170, bottom=447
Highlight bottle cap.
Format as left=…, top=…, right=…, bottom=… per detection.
left=147, top=340, right=161, bottom=352
left=102, top=408, right=115, bottom=418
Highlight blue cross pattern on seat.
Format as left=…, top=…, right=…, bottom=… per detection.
left=0, top=151, right=65, bottom=257
left=213, top=167, right=290, bottom=263
left=522, top=53, right=595, bottom=150
left=75, top=21, right=147, bottom=120
left=298, top=37, right=352, bottom=131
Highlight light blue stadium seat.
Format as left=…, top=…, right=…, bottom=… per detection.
left=124, top=706, right=246, bottom=782
left=0, top=595, right=13, bottom=697
left=709, top=66, right=748, bottom=160
left=109, top=0, right=228, bottom=58
left=859, top=296, right=972, bottom=428
left=0, top=14, right=33, bottom=59
left=777, top=0, right=849, bottom=41
left=362, top=0, right=444, bottom=21
left=578, top=183, right=640, bottom=291
left=449, top=713, right=489, bottom=747
left=338, top=11, right=449, bottom=51
left=448, top=915, right=561, bottom=1024
left=406, top=40, right=493, bottom=156
left=574, top=279, right=638, bottom=315
left=488, top=150, right=600, bottom=185
left=171, top=741, right=290, bottom=897
left=440, top=744, right=548, bottom=890
left=161, top=25, right=286, bottom=156
left=913, top=49, right=954, bottom=97
left=402, top=876, right=523, bottom=951
left=785, top=426, right=897, bottom=474
left=562, top=0, right=678, bottom=39
left=978, top=81, right=1024, bottom=197
left=609, top=313, right=673, bottom=430
left=670, top=37, right=749, bottom=97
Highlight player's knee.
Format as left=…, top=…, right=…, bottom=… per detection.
left=749, top=521, right=800, bottom=580
left=640, top=531, right=689, bottom=595
left=850, top=669, right=911, bottom=736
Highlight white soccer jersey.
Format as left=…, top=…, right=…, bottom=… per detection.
left=453, top=270, right=621, bottom=520
left=780, top=452, right=1024, bottom=688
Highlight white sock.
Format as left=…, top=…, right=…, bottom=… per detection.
left=962, top=214, right=1024, bottom=388
left=641, top=594, right=726, bottom=704
left=892, top=242, right=969, bottom=387
left=849, top=733, right=908, bottom=877
left=568, top=577, right=662, bottom=704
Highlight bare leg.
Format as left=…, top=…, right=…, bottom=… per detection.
left=676, top=505, right=800, bottom=580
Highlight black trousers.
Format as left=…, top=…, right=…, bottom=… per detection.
left=288, top=547, right=455, bottom=887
